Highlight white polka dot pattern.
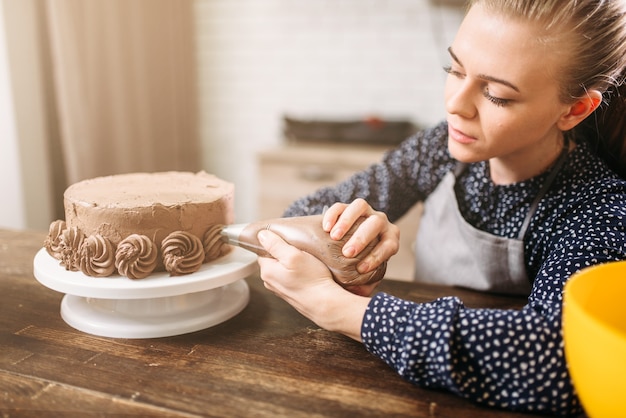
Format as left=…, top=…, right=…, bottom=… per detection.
left=284, top=121, right=626, bottom=415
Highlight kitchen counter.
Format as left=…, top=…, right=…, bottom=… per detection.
left=1, top=228, right=535, bottom=417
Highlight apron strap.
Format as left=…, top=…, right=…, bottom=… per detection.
left=517, top=142, right=570, bottom=240
left=452, top=142, right=570, bottom=241
left=454, top=162, right=468, bottom=177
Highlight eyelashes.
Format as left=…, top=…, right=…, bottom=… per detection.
left=443, top=65, right=512, bottom=107
left=482, top=91, right=510, bottom=107
left=443, top=65, right=461, bottom=78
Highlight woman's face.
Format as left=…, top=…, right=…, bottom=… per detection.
left=444, top=4, right=573, bottom=183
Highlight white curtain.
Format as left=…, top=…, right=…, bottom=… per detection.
left=44, top=0, right=200, bottom=186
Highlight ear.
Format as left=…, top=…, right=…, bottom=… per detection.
left=557, top=90, right=602, bottom=131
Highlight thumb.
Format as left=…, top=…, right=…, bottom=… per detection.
left=257, top=229, right=297, bottom=260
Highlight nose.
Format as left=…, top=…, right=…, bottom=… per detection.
left=445, top=77, right=477, bottom=119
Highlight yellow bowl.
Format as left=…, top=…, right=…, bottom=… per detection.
left=563, top=261, right=626, bottom=417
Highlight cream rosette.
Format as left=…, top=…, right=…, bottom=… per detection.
left=79, top=234, right=116, bottom=277
left=58, top=226, right=84, bottom=272
left=114, top=234, right=158, bottom=280
left=161, top=231, right=205, bottom=276
left=202, top=224, right=230, bottom=262
left=44, top=220, right=67, bottom=260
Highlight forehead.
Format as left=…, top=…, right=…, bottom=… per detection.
left=453, top=4, right=561, bottom=90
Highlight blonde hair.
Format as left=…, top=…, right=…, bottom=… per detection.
left=470, top=0, right=626, bottom=176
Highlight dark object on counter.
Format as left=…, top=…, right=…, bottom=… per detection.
left=284, top=116, right=417, bottom=145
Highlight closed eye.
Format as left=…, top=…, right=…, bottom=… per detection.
left=483, top=88, right=512, bottom=107
left=446, top=65, right=513, bottom=107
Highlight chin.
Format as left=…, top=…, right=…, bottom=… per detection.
left=447, top=140, right=483, bottom=164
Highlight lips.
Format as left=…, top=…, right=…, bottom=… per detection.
left=448, top=123, right=477, bottom=145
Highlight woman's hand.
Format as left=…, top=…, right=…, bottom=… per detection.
left=323, top=198, right=400, bottom=274
left=257, top=229, right=371, bottom=341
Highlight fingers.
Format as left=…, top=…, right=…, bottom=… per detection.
left=356, top=225, right=400, bottom=273
left=256, top=229, right=333, bottom=283
left=330, top=198, right=373, bottom=240
left=257, top=229, right=298, bottom=262
left=320, top=198, right=400, bottom=273
left=322, top=202, right=348, bottom=233
left=342, top=213, right=386, bottom=257
left=322, top=198, right=381, bottom=237
left=257, top=230, right=301, bottom=298
left=339, top=203, right=399, bottom=269
left=256, top=230, right=302, bottom=290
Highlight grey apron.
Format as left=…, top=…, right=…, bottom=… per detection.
left=413, top=148, right=568, bottom=295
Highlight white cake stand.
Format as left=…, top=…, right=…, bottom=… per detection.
left=33, top=247, right=258, bottom=339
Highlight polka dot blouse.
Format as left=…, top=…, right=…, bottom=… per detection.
left=283, top=121, right=626, bottom=416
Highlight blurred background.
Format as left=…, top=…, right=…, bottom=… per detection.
left=0, top=0, right=464, bottom=231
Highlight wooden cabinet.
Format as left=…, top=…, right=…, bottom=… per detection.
left=257, top=143, right=421, bottom=281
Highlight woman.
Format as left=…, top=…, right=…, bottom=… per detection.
left=257, top=0, right=626, bottom=415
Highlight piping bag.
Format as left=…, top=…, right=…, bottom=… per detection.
left=219, top=214, right=387, bottom=287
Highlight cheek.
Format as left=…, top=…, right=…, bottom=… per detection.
left=487, top=117, right=511, bottom=135
left=508, top=106, right=557, bottom=137
left=481, top=106, right=557, bottom=148
left=477, top=111, right=524, bottom=147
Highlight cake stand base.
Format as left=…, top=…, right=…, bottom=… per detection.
left=34, top=247, right=258, bottom=339
left=60, top=280, right=249, bottom=339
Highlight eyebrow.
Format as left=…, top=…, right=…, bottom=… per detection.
left=447, top=47, right=520, bottom=93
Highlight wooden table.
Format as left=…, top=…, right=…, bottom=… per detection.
left=0, top=228, right=538, bottom=417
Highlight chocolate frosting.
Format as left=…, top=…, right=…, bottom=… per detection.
left=44, top=220, right=66, bottom=260
left=162, top=231, right=205, bottom=276
left=59, top=226, right=84, bottom=272
left=115, top=234, right=158, bottom=280
left=44, top=171, right=235, bottom=279
left=79, top=234, right=116, bottom=277
left=203, top=224, right=230, bottom=262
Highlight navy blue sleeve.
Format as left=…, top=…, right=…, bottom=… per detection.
left=362, top=293, right=579, bottom=415
left=361, top=179, right=626, bottom=416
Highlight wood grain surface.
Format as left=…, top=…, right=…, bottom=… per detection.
left=0, top=229, right=541, bottom=417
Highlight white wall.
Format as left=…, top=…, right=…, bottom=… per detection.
left=194, top=0, right=465, bottom=222
left=0, top=1, right=465, bottom=230
left=0, top=0, right=25, bottom=230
